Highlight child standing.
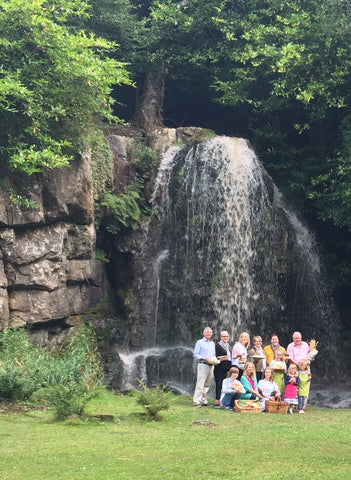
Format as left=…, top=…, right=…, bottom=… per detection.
left=284, top=364, right=299, bottom=414
left=269, top=349, right=287, bottom=400
left=298, top=359, right=312, bottom=414
left=221, top=366, right=244, bottom=410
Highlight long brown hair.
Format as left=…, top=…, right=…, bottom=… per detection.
left=262, top=367, right=273, bottom=382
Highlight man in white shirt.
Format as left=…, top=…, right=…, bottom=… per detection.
left=193, top=327, right=216, bottom=407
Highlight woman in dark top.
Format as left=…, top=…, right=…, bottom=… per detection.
left=214, top=331, right=232, bottom=407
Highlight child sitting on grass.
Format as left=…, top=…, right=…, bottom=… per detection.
left=220, top=366, right=244, bottom=410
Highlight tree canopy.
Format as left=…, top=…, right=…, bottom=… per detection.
left=0, top=0, right=131, bottom=175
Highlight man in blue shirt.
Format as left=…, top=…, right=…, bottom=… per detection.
left=193, top=327, right=216, bottom=407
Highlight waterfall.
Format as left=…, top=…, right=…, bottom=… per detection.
left=273, top=188, right=339, bottom=372
left=153, top=249, right=169, bottom=347
left=113, top=135, right=340, bottom=389
left=118, top=347, right=196, bottom=393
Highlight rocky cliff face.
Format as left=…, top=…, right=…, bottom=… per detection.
left=0, top=152, right=105, bottom=330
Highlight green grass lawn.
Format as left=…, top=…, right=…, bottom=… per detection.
left=0, top=391, right=350, bottom=480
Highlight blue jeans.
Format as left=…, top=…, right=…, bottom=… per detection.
left=298, top=395, right=307, bottom=410
left=221, top=392, right=240, bottom=408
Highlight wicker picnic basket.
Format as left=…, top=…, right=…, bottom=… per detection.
left=234, top=400, right=262, bottom=413
left=265, top=400, right=289, bottom=414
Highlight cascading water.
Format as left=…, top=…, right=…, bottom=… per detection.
left=273, top=189, right=339, bottom=373
left=112, top=135, right=339, bottom=391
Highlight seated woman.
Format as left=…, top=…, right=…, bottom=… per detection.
left=258, top=367, right=281, bottom=411
left=239, top=362, right=263, bottom=401
left=221, top=366, right=244, bottom=410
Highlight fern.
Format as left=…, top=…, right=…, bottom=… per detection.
left=101, top=187, right=141, bottom=234
left=34, top=382, right=102, bottom=420
left=136, top=381, right=171, bottom=420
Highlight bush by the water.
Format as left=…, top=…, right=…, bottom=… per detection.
left=0, top=323, right=103, bottom=419
left=136, top=381, right=171, bottom=420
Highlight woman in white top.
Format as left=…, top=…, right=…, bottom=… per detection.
left=231, top=332, right=250, bottom=379
left=258, top=367, right=280, bottom=411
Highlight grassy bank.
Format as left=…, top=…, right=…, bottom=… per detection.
left=0, top=390, right=350, bottom=480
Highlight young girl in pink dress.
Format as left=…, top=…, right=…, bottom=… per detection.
left=284, top=363, right=299, bottom=414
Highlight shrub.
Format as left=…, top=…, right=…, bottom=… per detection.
left=0, top=328, right=36, bottom=401
left=136, top=381, right=171, bottom=420
left=127, top=138, right=159, bottom=180
left=33, top=382, right=102, bottom=421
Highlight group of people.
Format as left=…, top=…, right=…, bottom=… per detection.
left=193, top=328, right=313, bottom=414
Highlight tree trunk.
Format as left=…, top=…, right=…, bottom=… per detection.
left=133, top=69, right=164, bottom=133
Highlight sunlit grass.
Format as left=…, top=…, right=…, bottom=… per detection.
left=0, top=390, right=350, bottom=479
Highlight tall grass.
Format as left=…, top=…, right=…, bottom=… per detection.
left=0, top=323, right=103, bottom=418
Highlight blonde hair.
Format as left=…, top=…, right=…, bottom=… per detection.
left=242, top=361, right=256, bottom=380
left=287, top=363, right=298, bottom=377
left=298, top=359, right=309, bottom=371
left=238, top=332, right=250, bottom=347
left=274, top=349, right=284, bottom=360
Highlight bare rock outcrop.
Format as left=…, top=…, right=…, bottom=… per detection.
left=0, top=153, right=105, bottom=328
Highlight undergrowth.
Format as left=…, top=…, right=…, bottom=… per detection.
left=0, top=322, right=103, bottom=420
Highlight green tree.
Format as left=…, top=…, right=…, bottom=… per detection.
left=210, top=0, right=351, bottom=209
left=81, top=0, right=138, bottom=60
left=0, top=0, right=131, bottom=175
left=310, top=114, right=351, bottom=231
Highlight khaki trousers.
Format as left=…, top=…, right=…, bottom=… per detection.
left=193, top=363, right=214, bottom=405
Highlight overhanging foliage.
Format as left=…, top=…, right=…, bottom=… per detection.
left=0, top=0, right=131, bottom=175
